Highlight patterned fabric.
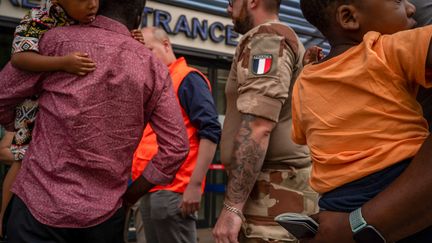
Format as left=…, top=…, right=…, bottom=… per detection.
left=12, top=0, right=76, bottom=54
left=241, top=167, right=319, bottom=242
left=10, top=98, right=38, bottom=161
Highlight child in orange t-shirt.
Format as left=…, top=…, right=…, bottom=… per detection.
left=292, top=0, right=432, bottom=240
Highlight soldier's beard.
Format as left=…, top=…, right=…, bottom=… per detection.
left=233, top=5, right=254, bottom=34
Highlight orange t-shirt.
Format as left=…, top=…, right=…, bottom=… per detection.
left=291, top=26, right=432, bottom=194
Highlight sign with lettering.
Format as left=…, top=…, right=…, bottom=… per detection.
left=142, top=7, right=239, bottom=47
left=142, top=1, right=239, bottom=55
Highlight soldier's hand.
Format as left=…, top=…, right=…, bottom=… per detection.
left=180, top=183, right=202, bottom=218
left=300, top=211, right=354, bottom=243
left=213, top=208, right=242, bottom=243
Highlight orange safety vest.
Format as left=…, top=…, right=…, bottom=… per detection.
left=131, top=57, right=212, bottom=193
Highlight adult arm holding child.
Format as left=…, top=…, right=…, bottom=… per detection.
left=303, top=133, right=432, bottom=243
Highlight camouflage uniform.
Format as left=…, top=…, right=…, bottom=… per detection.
left=220, top=21, right=319, bottom=242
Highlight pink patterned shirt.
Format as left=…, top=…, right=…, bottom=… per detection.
left=0, top=16, right=189, bottom=227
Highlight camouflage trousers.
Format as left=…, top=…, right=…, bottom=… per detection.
left=240, top=166, right=319, bottom=243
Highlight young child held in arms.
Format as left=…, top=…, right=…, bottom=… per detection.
left=0, top=0, right=100, bottom=239
left=292, top=0, right=432, bottom=241
left=11, top=0, right=98, bottom=74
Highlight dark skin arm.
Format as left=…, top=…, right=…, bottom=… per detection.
left=131, top=29, right=145, bottom=44
left=363, top=134, right=432, bottom=241
left=303, top=46, right=324, bottom=65
left=10, top=30, right=145, bottom=74
left=123, top=175, right=154, bottom=206
left=302, top=134, right=432, bottom=243
left=11, top=51, right=96, bottom=76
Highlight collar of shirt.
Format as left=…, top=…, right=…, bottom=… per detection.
left=88, top=15, right=131, bottom=37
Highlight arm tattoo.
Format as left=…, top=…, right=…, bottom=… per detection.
left=226, top=115, right=267, bottom=204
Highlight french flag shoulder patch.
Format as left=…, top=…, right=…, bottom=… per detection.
left=252, top=54, right=272, bottom=75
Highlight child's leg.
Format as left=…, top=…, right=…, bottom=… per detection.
left=0, top=162, right=21, bottom=237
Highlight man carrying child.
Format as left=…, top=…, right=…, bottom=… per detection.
left=294, top=0, right=432, bottom=242
left=0, top=0, right=190, bottom=242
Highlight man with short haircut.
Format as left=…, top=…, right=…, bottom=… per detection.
left=131, top=27, right=221, bottom=243
left=213, top=0, right=318, bottom=242
left=0, top=0, right=189, bottom=242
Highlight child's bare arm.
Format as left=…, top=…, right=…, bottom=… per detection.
left=11, top=51, right=96, bottom=76
left=131, top=29, right=145, bottom=44
left=303, top=46, right=324, bottom=65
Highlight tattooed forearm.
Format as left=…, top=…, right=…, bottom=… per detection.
left=226, top=115, right=269, bottom=205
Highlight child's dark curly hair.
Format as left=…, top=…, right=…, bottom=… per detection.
left=300, top=0, right=353, bottom=34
